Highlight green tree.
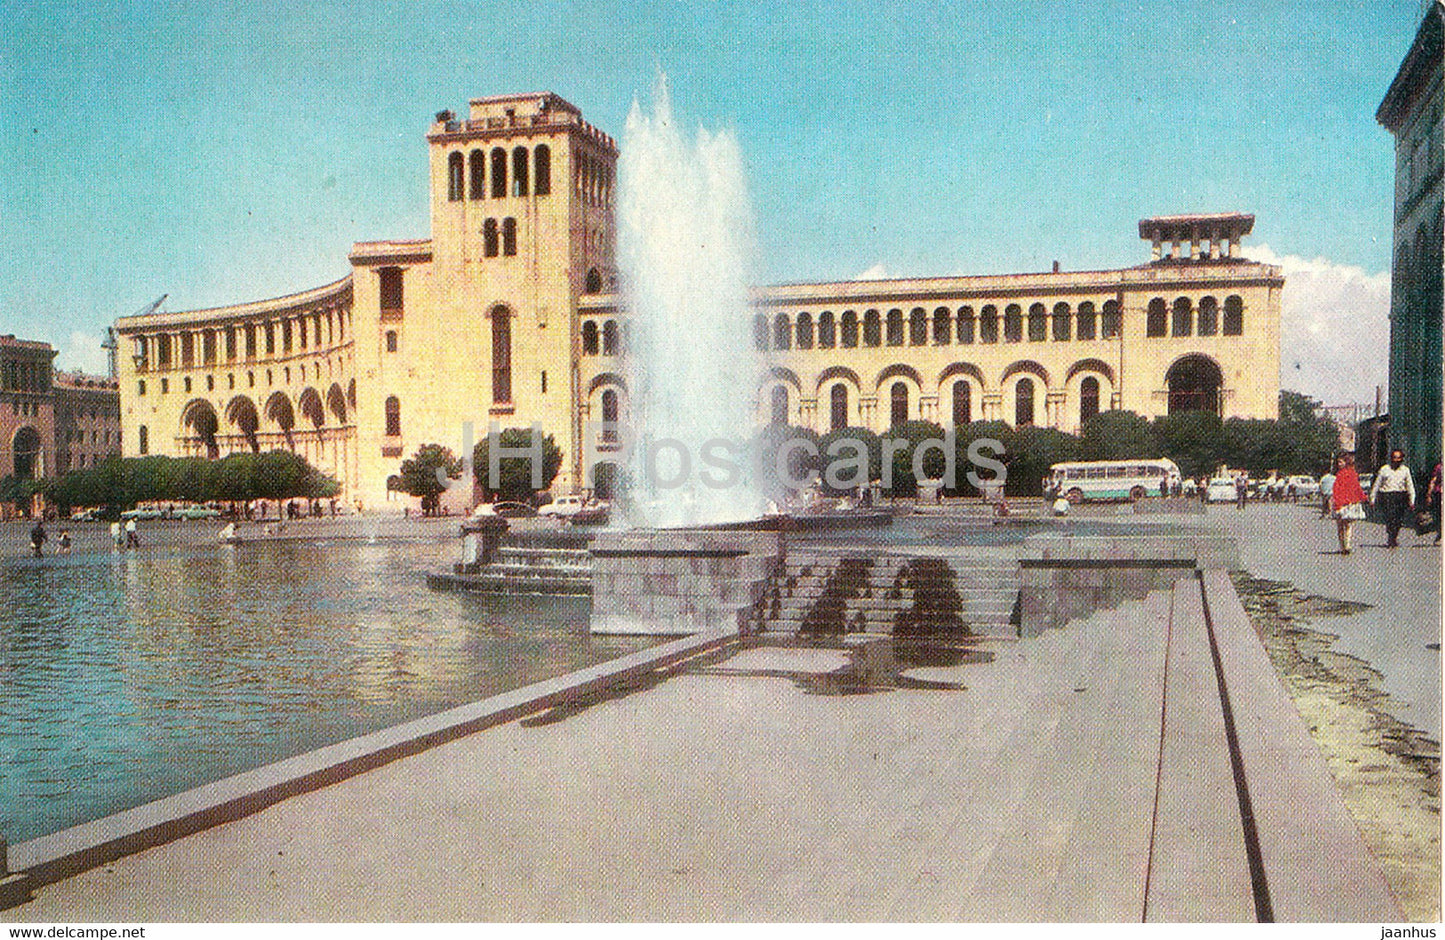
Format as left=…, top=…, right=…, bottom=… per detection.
left=396, top=444, right=463, bottom=515
left=1006, top=426, right=1081, bottom=496
left=949, top=420, right=1014, bottom=496
left=880, top=420, right=949, bottom=497
left=1151, top=411, right=1226, bottom=479
left=472, top=427, right=563, bottom=501
left=816, top=426, right=882, bottom=495
left=1079, top=410, right=1155, bottom=462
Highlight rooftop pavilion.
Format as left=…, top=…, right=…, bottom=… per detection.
left=1139, top=212, right=1255, bottom=263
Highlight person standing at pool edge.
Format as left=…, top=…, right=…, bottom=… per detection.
left=1369, top=449, right=1416, bottom=548
left=1330, top=452, right=1368, bottom=555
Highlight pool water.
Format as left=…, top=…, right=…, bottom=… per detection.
left=0, top=539, right=656, bottom=843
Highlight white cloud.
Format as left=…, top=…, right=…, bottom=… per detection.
left=853, top=264, right=892, bottom=280
left=52, top=330, right=111, bottom=376
left=1241, top=244, right=1391, bottom=406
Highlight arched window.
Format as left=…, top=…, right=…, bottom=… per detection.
left=830, top=384, right=849, bottom=430
left=512, top=146, right=529, bottom=196
left=1172, top=297, right=1193, bottom=337
left=885, top=309, right=904, bottom=346
left=483, top=219, right=499, bottom=257
left=910, top=308, right=928, bottom=345
left=841, top=310, right=859, bottom=348
left=952, top=381, right=972, bottom=427
left=490, top=147, right=507, bottom=198
left=584, top=268, right=602, bottom=293
left=863, top=310, right=882, bottom=347
left=1222, top=296, right=1244, bottom=335
left=1197, top=296, right=1219, bottom=336
left=1015, top=379, right=1035, bottom=426
left=1080, top=376, right=1100, bottom=424
left=385, top=396, right=401, bottom=437
left=1004, top=305, right=1023, bottom=342
left=492, top=309, right=512, bottom=404
left=890, top=382, right=909, bottom=427
left=980, top=305, right=999, bottom=343
left=534, top=145, right=551, bottom=196
left=753, top=314, right=770, bottom=350
left=582, top=321, right=599, bottom=355
left=1102, top=300, right=1122, bottom=339
left=501, top=218, right=517, bottom=256
left=957, top=306, right=975, bottom=344
left=1167, top=355, right=1223, bottom=414
left=770, top=386, right=789, bottom=425
left=1052, top=302, right=1072, bottom=341
left=773, top=314, right=792, bottom=350
left=1147, top=298, right=1168, bottom=337
left=601, top=389, right=619, bottom=443
left=447, top=152, right=464, bottom=201
left=602, top=320, right=619, bottom=355
left=385, top=330, right=398, bottom=352
left=817, top=311, right=836, bottom=349
left=1077, top=302, right=1097, bottom=340
left=796, top=313, right=814, bottom=349
left=1028, top=303, right=1047, bottom=342
left=933, top=308, right=951, bottom=345
left=469, top=150, right=485, bottom=200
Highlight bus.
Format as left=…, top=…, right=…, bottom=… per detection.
left=1049, top=459, right=1182, bottom=503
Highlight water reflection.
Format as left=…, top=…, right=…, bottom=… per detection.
left=0, top=540, right=655, bottom=842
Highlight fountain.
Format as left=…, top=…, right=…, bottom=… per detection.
left=586, top=77, right=783, bottom=634
left=613, top=75, right=768, bottom=529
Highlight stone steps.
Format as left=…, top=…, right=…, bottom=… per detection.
left=752, top=552, right=1021, bottom=635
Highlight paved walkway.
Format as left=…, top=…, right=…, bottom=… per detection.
left=10, top=578, right=1396, bottom=921
left=1210, top=503, right=1442, bottom=740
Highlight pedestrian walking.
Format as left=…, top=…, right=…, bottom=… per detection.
left=110, top=520, right=122, bottom=548
left=1235, top=474, right=1248, bottom=510
left=1319, top=466, right=1336, bottom=519
left=57, top=528, right=71, bottom=555
left=1369, top=449, right=1416, bottom=548
left=124, top=517, right=140, bottom=548
left=1425, top=462, right=1442, bottom=545
left=1330, top=452, right=1368, bottom=554
left=29, top=520, right=46, bottom=558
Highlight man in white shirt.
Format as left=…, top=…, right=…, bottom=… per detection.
left=1370, top=449, right=1416, bottom=548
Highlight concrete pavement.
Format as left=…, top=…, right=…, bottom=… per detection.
left=1210, top=503, right=1442, bottom=740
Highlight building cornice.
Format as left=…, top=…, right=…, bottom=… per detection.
left=114, top=275, right=353, bottom=333
left=348, top=240, right=434, bottom=267
left=1378, top=1, right=1444, bottom=132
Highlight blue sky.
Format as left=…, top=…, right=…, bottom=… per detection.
left=0, top=0, right=1424, bottom=401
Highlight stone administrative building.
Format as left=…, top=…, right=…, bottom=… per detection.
left=114, top=92, right=1282, bottom=509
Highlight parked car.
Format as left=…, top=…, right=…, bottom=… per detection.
left=538, top=495, right=589, bottom=518
left=1205, top=478, right=1238, bottom=503
left=120, top=507, right=163, bottom=521
left=1286, top=475, right=1319, bottom=499
left=173, top=505, right=221, bottom=519
left=69, top=508, right=101, bottom=522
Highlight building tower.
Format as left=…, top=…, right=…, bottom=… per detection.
left=347, top=93, right=618, bottom=506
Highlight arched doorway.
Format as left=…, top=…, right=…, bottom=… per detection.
left=182, top=399, right=221, bottom=459
left=770, top=386, right=789, bottom=426
left=1166, top=355, right=1224, bottom=415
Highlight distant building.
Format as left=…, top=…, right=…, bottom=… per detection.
left=0, top=335, right=121, bottom=485
left=113, top=92, right=1283, bottom=509
left=1377, top=0, right=1444, bottom=474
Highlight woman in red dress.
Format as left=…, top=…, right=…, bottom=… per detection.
left=1330, top=452, right=1368, bottom=554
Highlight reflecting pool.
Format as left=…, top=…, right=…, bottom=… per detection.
left=0, top=538, right=657, bottom=843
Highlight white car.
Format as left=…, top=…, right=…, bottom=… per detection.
left=1206, top=478, right=1239, bottom=503
left=537, top=495, right=588, bottom=517
left=1286, top=475, right=1319, bottom=498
